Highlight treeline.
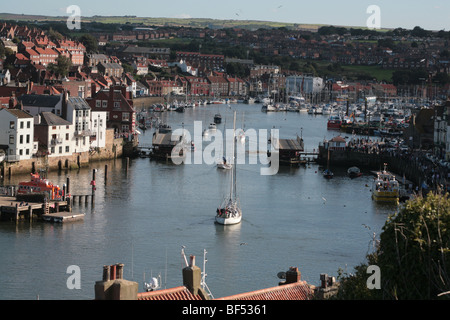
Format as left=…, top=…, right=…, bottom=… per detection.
left=318, top=25, right=450, bottom=39
left=392, top=69, right=450, bottom=86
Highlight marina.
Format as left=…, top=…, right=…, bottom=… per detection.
left=0, top=100, right=446, bottom=300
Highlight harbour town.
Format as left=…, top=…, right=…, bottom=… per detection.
left=0, top=6, right=449, bottom=304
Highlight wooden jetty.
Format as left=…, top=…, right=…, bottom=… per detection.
left=42, top=212, right=85, bottom=223
left=269, top=135, right=319, bottom=166
left=0, top=195, right=85, bottom=223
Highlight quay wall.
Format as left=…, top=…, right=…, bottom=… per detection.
left=1, top=129, right=126, bottom=176
left=317, top=148, right=426, bottom=186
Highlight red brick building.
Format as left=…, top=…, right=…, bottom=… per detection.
left=86, top=85, right=136, bottom=134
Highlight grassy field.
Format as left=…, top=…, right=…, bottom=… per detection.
left=341, top=65, right=394, bottom=82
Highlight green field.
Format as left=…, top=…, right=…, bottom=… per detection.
left=341, top=65, right=394, bottom=82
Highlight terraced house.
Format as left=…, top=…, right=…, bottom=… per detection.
left=0, top=108, right=35, bottom=162
left=87, top=85, right=136, bottom=135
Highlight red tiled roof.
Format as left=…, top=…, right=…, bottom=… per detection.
left=215, top=281, right=314, bottom=301
left=137, top=286, right=203, bottom=301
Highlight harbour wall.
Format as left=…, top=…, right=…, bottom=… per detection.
left=317, top=148, right=426, bottom=186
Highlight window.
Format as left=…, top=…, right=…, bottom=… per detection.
left=19, top=135, right=23, bottom=144
left=122, top=113, right=130, bottom=121
left=96, top=100, right=101, bottom=108
left=66, top=133, right=69, bottom=141
left=102, top=100, right=108, bottom=108
left=51, top=147, right=55, bottom=154
left=26, top=135, right=30, bottom=144
left=9, top=121, right=14, bottom=129
left=26, top=149, right=29, bottom=155
left=59, top=146, right=62, bottom=154
left=9, top=135, right=14, bottom=144
left=114, top=101, right=120, bottom=108
left=27, top=121, right=31, bottom=128
left=19, top=149, right=23, bottom=156
left=65, top=146, right=70, bottom=153
left=20, top=121, right=24, bottom=129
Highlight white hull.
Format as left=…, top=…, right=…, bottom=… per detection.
left=215, top=211, right=242, bottom=225
left=217, top=162, right=232, bottom=170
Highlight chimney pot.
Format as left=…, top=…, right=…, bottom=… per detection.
left=320, top=273, right=328, bottom=288
left=110, top=264, right=117, bottom=280
left=102, top=265, right=110, bottom=281
left=116, top=263, right=124, bottom=280
left=189, top=255, right=195, bottom=267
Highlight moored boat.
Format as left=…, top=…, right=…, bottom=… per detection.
left=347, top=166, right=362, bottom=178
left=327, top=115, right=342, bottom=130
left=18, top=173, right=64, bottom=200
left=214, top=114, right=222, bottom=124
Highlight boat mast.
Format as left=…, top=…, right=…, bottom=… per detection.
left=232, top=111, right=237, bottom=202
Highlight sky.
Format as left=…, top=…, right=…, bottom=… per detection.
left=2, top=0, right=450, bottom=31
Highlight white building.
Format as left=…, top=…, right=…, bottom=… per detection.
left=90, top=111, right=107, bottom=149
left=34, top=112, right=74, bottom=158
left=0, top=108, right=36, bottom=162
left=286, top=75, right=325, bottom=95
left=170, top=59, right=198, bottom=77
left=64, top=95, right=107, bottom=151
left=18, top=94, right=63, bottom=117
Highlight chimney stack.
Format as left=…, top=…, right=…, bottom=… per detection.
left=285, top=267, right=301, bottom=284
left=94, top=263, right=138, bottom=300
left=182, top=255, right=211, bottom=300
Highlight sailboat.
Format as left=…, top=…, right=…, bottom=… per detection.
left=215, top=111, right=242, bottom=225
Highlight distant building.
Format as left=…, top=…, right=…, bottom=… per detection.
left=97, top=62, right=124, bottom=78
left=286, top=75, right=325, bottom=95
left=250, top=65, right=280, bottom=78
left=176, top=52, right=224, bottom=75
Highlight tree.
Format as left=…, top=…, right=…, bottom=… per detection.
left=335, top=192, right=450, bottom=300
left=48, top=55, right=73, bottom=77
left=78, top=34, right=98, bottom=53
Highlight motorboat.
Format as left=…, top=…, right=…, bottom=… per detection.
left=347, top=166, right=362, bottom=178
left=323, top=169, right=334, bottom=179
left=372, top=164, right=400, bottom=204
left=217, top=157, right=232, bottom=170
left=214, top=114, right=222, bottom=124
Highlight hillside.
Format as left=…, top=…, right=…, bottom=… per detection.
left=0, top=12, right=327, bottom=31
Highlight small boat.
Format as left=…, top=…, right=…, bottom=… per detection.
left=175, top=106, right=185, bottom=113
left=327, top=115, right=342, bottom=130
left=261, top=103, right=277, bottom=112
left=347, top=166, right=362, bottom=178
left=372, top=164, right=400, bottom=204
left=217, top=157, right=232, bottom=170
left=323, top=169, right=334, bottom=179
left=215, top=111, right=242, bottom=225
left=214, top=114, right=222, bottom=124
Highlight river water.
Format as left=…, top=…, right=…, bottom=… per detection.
left=0, top=103, right=397, bottom=300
